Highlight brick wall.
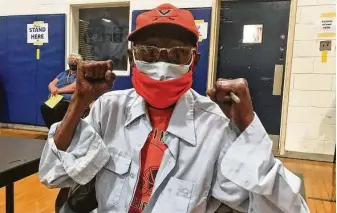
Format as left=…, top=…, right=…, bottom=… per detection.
left=285, top=0, right=336, bottom=155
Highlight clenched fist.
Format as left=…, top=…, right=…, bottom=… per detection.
left=207, top=78, right=254, bottom=132
left=74, top=60, right=116, bottom=106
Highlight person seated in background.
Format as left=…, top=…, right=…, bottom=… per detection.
left=40, top=53, right=82, bottom=129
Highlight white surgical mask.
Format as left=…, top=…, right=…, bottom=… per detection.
left=133, top=55, right=193, bottom=80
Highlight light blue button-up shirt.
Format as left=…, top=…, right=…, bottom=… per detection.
left=39, top=89, right=309, bottom=213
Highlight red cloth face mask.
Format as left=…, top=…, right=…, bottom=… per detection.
left=132, top=62, right=194, bottom=109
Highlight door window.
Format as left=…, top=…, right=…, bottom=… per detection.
left=78, top=7, right=130, bottom=71
left=242, top=24, right=263, bottom=44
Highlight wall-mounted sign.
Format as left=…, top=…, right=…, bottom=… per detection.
left=195, top=20, right=208, bottom=42
left=243, top=24, right=263, bottom=44
left=27, top=21, right=49, bottom=45
left=317, top=12, right=336, bottom=38
left=27, top=21, right=48, bottom=60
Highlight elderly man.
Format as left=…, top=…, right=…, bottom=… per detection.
left=40, top=53, right=82, bottom=129
left=39, top=4, right=309, bottom=213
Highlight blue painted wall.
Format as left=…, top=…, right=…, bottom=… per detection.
left=0, top=14, right=65, bottom=126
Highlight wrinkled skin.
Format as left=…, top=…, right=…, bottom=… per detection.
left=75, top=60, right=116, bottom=106
left=206, top=78, right=254, bottom=132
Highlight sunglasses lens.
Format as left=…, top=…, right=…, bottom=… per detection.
left=134, top=46, right=160, bottom=63
left=168, top=47, right=193, bottom=65
left=134, top=46, right=194, bottom=65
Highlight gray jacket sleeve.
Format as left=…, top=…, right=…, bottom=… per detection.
left=38, top=99, right=110, bottom=188
left=211, top=115, right=310, bottom=213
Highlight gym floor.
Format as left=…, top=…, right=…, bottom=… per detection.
left=0, top=128, right=335, bottom=213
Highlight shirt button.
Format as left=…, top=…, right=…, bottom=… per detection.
left=130, top=173, right=135, bottom=179
left=182, top=188, right=189, bottom=195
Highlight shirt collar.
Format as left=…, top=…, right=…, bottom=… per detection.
left=125, top=95, right=146, bottom=127
left=125, top=90, right=197, bottom=146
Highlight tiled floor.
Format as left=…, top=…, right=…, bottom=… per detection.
left=0, top=128, right=335, bottom=213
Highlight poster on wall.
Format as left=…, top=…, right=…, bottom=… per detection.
left=195, top=20, right=208, bottom=42
left=27, top=21, right=49, bottom=45
left=317, top=12, right=336, bottom=38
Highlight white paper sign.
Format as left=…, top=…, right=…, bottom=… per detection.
left=319, top=17, right=336, bottom=32
left=316, top=12, right=336, bottom=37
left=27, top=22, right=49, bottom=45
left=243, top=25, right=263, bottom=43
left=195, top=21, right=208, bottom=42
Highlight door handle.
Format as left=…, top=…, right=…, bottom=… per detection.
left=273, top=64, right=284, bottom=96
left=279, top=47, right=285, bottom=60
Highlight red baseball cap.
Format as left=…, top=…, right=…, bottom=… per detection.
left=127, top=4, right=199, bottom=44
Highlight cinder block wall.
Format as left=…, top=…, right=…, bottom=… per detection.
left=285, top=0, right=336, bottom=155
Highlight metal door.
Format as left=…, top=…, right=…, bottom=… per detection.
left=217, top=1, right=290, bottom=149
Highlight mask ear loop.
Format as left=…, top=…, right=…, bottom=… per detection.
left=132, top=47, right=137, bottom=61
left=188, top=52, right=196, bottom=71
left=132, top=49, right=140, bottom=69
left=188, top=43, right=198, bottom=70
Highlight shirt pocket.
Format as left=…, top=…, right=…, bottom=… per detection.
left=152, top=177, right=210, bottom=213
left=151, top=177, right=212, bottom=213
left=96, top=151, right=131, bottom=208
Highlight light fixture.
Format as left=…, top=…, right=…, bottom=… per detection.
left=102, top=18, right=111, bottom=23
left=79, top=19, right=89, bottom=24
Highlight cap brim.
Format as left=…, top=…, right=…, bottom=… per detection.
left=127, top=22, right=198, bottom=44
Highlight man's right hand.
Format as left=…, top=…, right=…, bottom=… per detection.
left=75, top=60, right=116, bottom=106
left=54, top=60, right=115, bottom=151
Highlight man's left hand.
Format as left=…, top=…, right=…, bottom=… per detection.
left=206, top=78, right=254, bottom=132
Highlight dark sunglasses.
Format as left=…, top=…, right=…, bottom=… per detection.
left=133, top=45, right=196, bottom=65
